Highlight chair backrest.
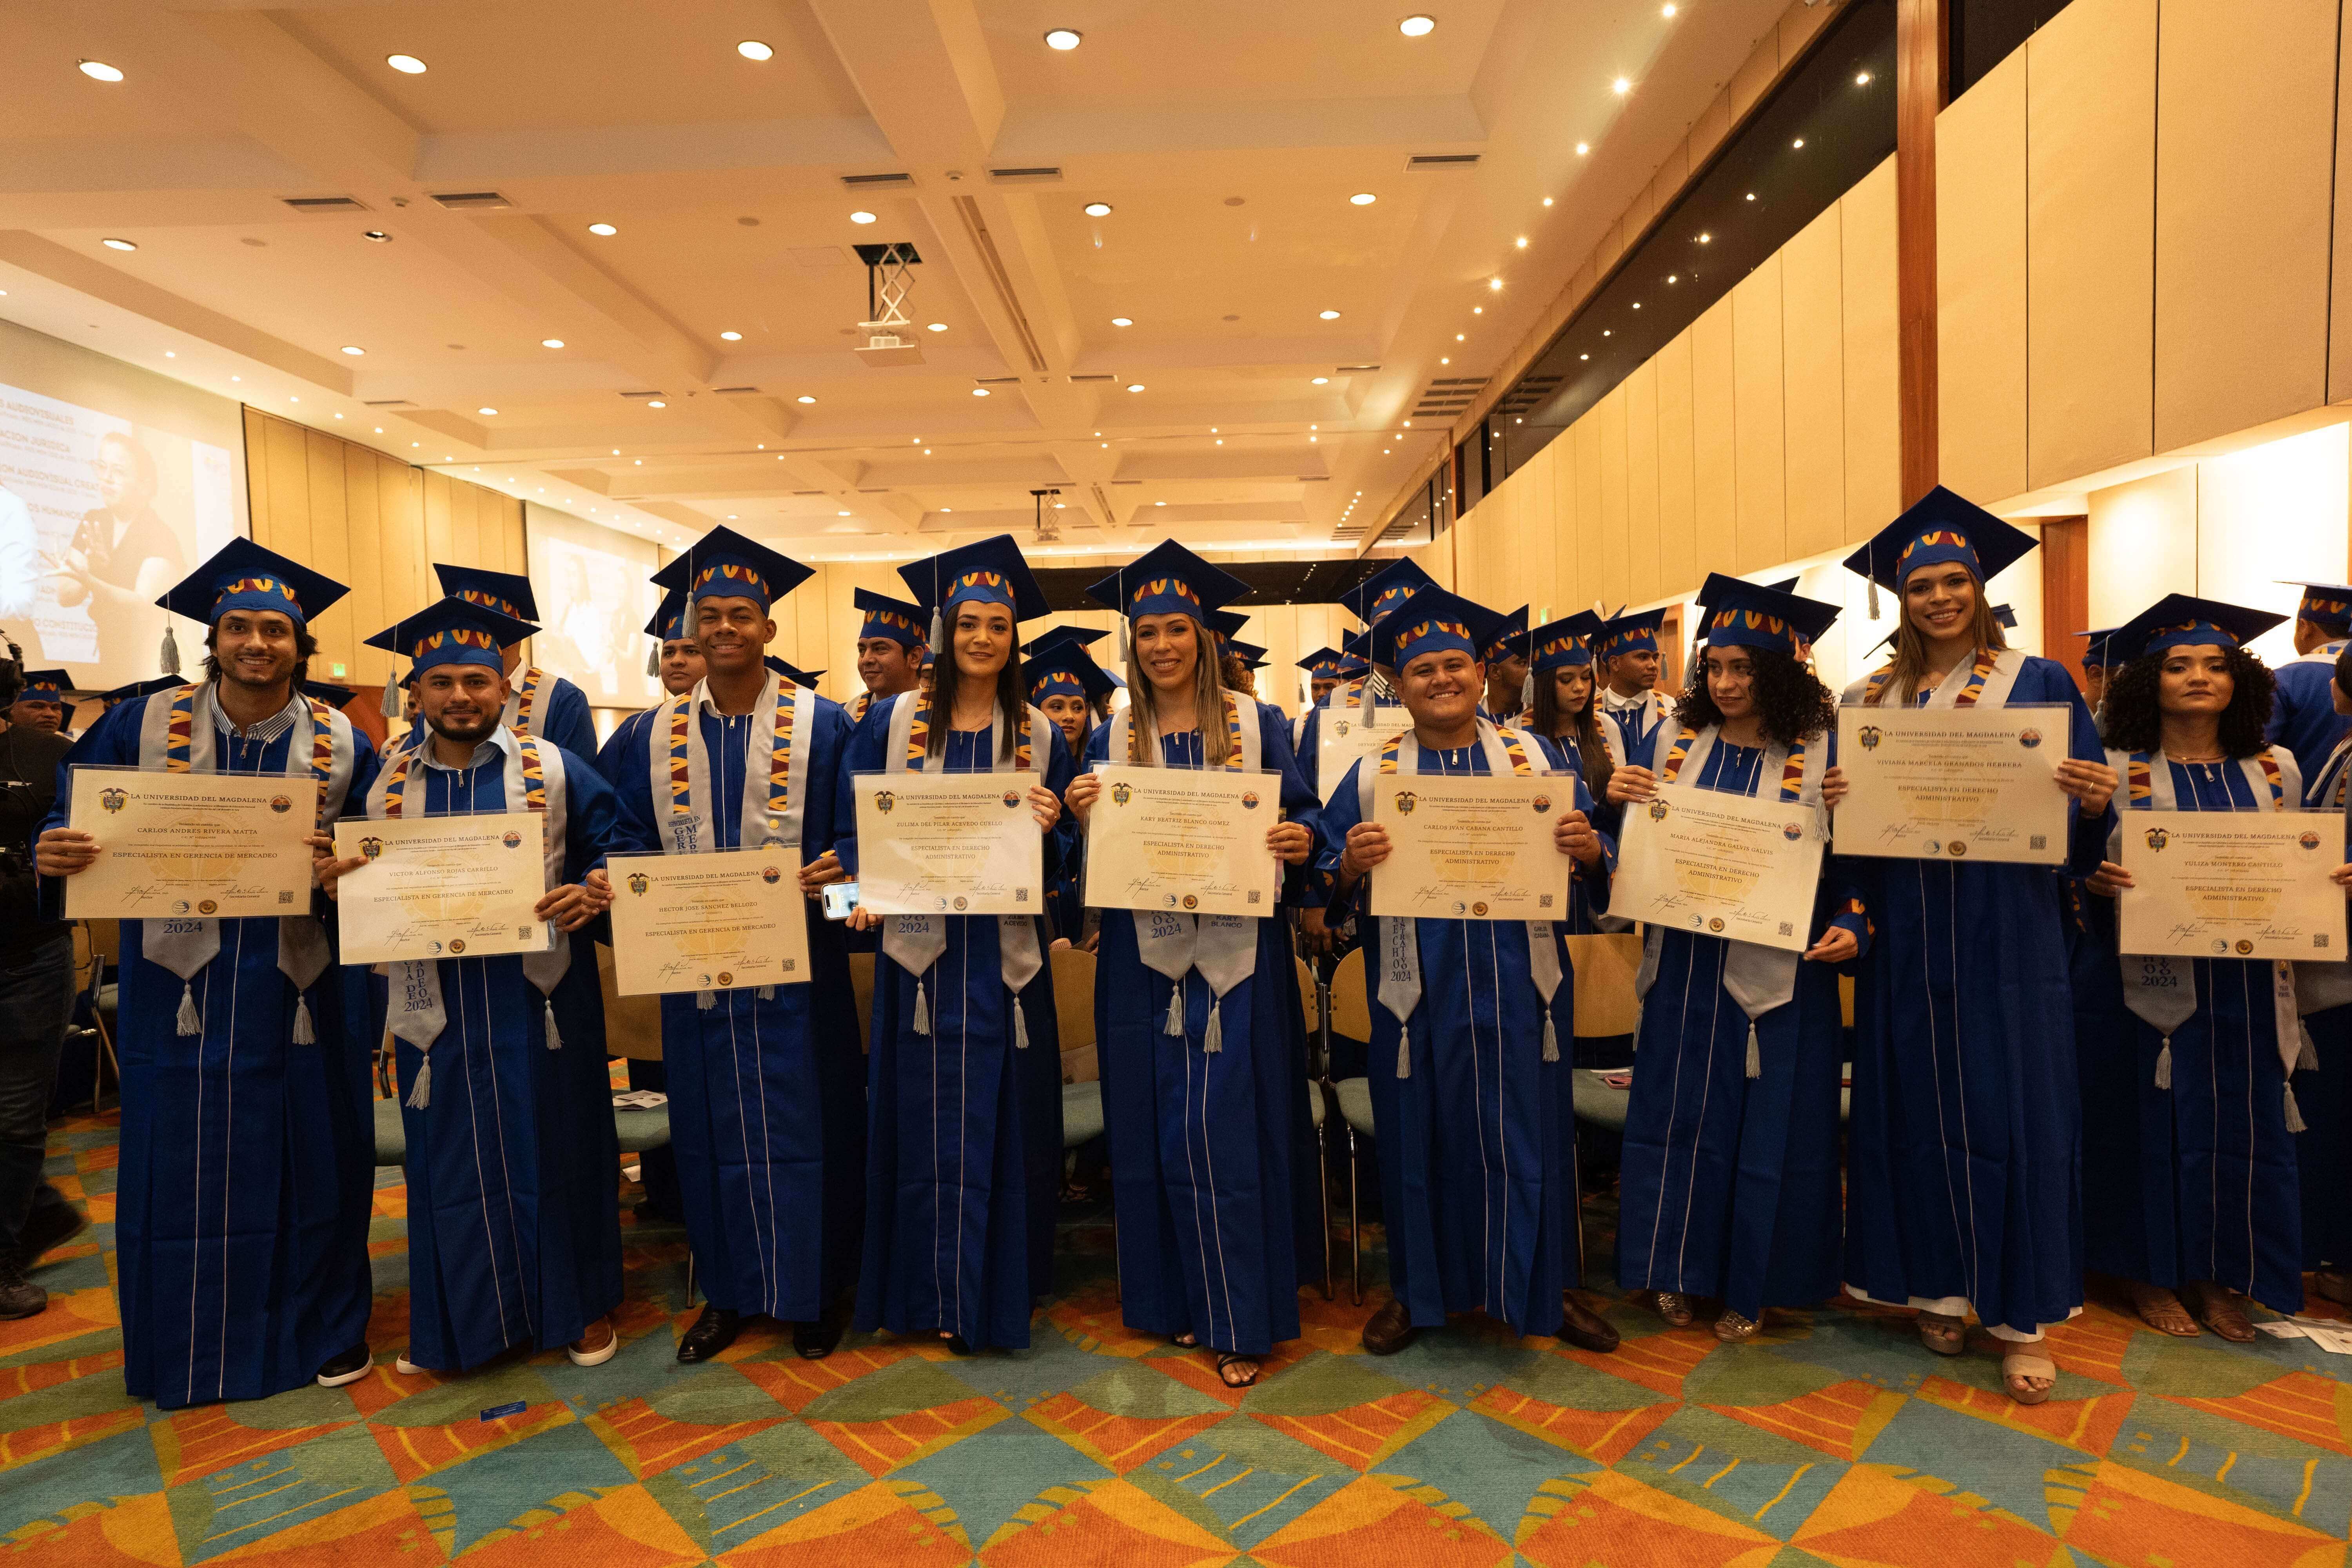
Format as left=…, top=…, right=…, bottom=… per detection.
left=1567, top=933, right=1642, bottom=1036
left=84, top=918, right=120, bottom=968
left=1051, top=945, right=1098, bottom=1081
left=1328, top=946, right=1372, bottom=1039
left=1295, top=957, right=1321, bottom=1031
left=595, top=944, right=664, bottom=1060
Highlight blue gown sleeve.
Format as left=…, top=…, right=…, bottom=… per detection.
left=800, top=700, right=850, bottom=869
left=603, top=707, right=661, bottom=859
left=2045, top=658, right=2114, bottom=875
left=1306, top=757, right=1365, bottom=911
left=1261, top=704, right=1321, bottom=907
left=539, top=677, right=599, bottom=763
left=1296, top=705, right=1322, bottom=799
left=1813, top=731, right=1871, bottom=960
left=1570, top=764, right=1616, bottom=915
left=339, top=732, right=382, bottom=823
left=593, top=709, right=641, bottom=786
left=555, top=745, right=616, bottom=879
left=1037, top=713, right=1078, bottom=880
left=830, top=693, right=895, bottom=878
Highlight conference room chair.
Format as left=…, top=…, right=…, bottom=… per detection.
left=1050, top=944, right=1115, bottom=1298
left=1295, top=955, right=1335, bottom=1301
left=1325, top=948, right=1377, bottom=1304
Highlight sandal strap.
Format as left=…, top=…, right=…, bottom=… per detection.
left=2000, top=1351, right=2057, bottom=1379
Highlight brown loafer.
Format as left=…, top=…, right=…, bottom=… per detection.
left=2315, top=1268, right=2352, bottom=1307
left=1559, top=1291, right=1619, bottom=1353
left=1362, top=1298, right=1417, bottom=1355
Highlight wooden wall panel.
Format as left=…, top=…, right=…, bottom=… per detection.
left=2334, top=7, right=2352, bottom=406
left=1936, top=46, right=2029, bottom=505
left=1781, top=205, right=1846, bottom=561
left=1597, top=387, right=1630, bottom=606
left=261, top=416, right=312, bottom=564
left=1731, top=253, right=1788, bottom=571
left=1550, top=429, right=1580, bottom=613
left=1691, top=298, right=1739, bottom=581
left=421, top=471, right=454, bottom=568
left=1840, top=158, right=1902, bottom=541
left=2153, top=0, right=2336, bottom=451
left=1655, top=331, right=1699, bottom=597
left=301, top=429, right=354, bottom=679
left=1624, top=361, right=1662, bottom=606
left=2026, top=0, right=2156, bottom=490
left=1575, top=416, right=1604, bottom=610
left=341, top=456, right=385, bottom=689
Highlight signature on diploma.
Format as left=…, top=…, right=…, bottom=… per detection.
left=657, top=958, right=694, bottom=981
left=1124, top=875, right=1163, bottom=899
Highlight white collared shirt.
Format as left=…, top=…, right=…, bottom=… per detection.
left=415, top=722, right=518, bottom=774
left=204, top=681, right=304, bottom=744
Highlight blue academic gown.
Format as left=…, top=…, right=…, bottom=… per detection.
left=1533, top=730, right=1621, bottom=935
left=605, top=690, right=866, bottom=1323
left=1088, top=708, right=1323, bottom=1356
left=399, top=670, right=596, bottom=766
left=2295, top=754, right=2352, bottom=1272
left=1294, top=682, right=1405, bottom=800
left=1313, top=740, right=1609, bottom=1338
left=1044, top=728, right=1091, bottom=944
left=2076, top=759, right=2304, bottom=1311
left=1613, top=737, right=1867, bottom=1319
left=373, top=737, right=625, bottom=1369
left=44, top=695, right=380, bottom=1409
left=835, top=697, right=1076, bottom=1349
left=2267, top=645, right=2350, bottom=783
left=1603, top=691, right=1675, bottom=769
left=1842, top=657, right=2108, bottom=1336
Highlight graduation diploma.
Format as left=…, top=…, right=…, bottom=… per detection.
left=1610, top=783, right=1826, bottom=953
left=331, top=813, right=552, bottom=965
left=1316, top=704, right=1413, bottom=802
left=1082, top=764, right=1281, bottom=918
left=1833, top=703, right=2071, bottom=864
left=607, top=849, right=811, bottom=995
left=853, top=771, right=1045, bottom=917
left=2116, top=810, right=2347, bottom=961
left=1367, top=772, right=1571, bottom=920
left=64, top=764, right=318, bottom=920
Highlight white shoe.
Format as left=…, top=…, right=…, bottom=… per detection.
left=394, top=1353, right=424, bottom=1376
left=314, top=1347, right=372, bottom=1387
left=567, top=1322, right=620, bottom=1367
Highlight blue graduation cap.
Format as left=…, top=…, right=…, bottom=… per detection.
left=1595, top=607, right=1667, bottom=661
left=2076, top=626, right=2121, bottom=669
left=645, top=588, right=693, bottom=644
left=158, top=537, right=346, bottom=628
left=1024, top=643, right=1119, bottom=706
left=2103, top=595, right=2287, bottom=666
left=366, top=596, right=540, bottom=677
left=1226, top=639, right=1269, bottom=669
left=1083, top=540, right=1249, bottom=623
left=1206, top=609, right=1250, bottom=642
left=855, top=588, right=929, bottom=648
left=1483, top=605, right=1531, bottom=664
left=653, top=525, right=814, bottom=612
left=764, top=655, right=824, bottom=687
left=1528, top=611, right=1604, bottom=673
left=1022, top=624, right=1109, bottom=657
left=101, top=674, right=185, bottom=706
left=15, top=670, right=71, bottom=704
left=1341, top=626, right=1376, bottom=662
left=1341, top=557, right=1437, bottom=627
left=2283, top=581, right=2352, bottom=633
left=434, top=563, right=538, bottom=624
left=1372, top=589, right=1509, bottom=671
left=1297, top=646, right=1356, bottom=680
left=1843, top=486, right=2039, bottom=592
left=1695, top=573, right=1842, bottom=658
left=300, top=679, right=360, bottom=707
left=900, top=534, right=1050, bottom=622
left=1992, top=603, right=2018, bottom=630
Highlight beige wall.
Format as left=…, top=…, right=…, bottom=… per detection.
left=1428, top=156, right=1901, bottom=619
left=243, top=408, right=526, bottom=693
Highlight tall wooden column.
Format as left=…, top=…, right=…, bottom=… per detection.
left=1896, top=0, right=1948, bottom=506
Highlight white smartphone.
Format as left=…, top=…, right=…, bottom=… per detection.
left=821, top=881, right=860, bottom=921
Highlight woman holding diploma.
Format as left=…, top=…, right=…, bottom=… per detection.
left=1605, top=577, right=1862, bottom=1341
left=2076, top=596, right=2332, bottom=1337
left=1312, top=588, right=1620, bottom=1356
left=837, top=536, right=1074, bottom=1353
left=1061, top=543, right=1321, bottom=1390
left=1838, top=490, right=2115, bottom=1405
left=1527, top=611, right=1621, bottom=933
left=1024, top=628, right=1118, bottom=948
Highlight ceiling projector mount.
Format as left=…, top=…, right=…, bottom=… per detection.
left=853, top=241, right=924, bottom=366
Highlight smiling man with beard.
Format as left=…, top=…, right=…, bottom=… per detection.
left=318, top=596, right=624, bottom=1375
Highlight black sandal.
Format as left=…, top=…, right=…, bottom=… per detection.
left=1215, top=1351, right=1260, bottom=1388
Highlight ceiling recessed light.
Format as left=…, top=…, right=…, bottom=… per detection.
left=1441, top=356, right=1450, bottom=364
left=1488, top=278, right=1502, bottom=290
left=1311, top=376, right=1329, bottom=385
left=1745, top=192, right=1756, bottom=201
left=1319, top=309, right=1341, bottom=320
left=1663, top=2, right=1677, bottom=15
left=1045, top=27, right=1083, bottom=49
left=477, top=407, right=498, bottom=415
left=973, top=387, right=990, bottom=397
left=720, top=330, right=742, bottom=341
left=1110, top=316, right=1136, bottom=328
left=588, top=221, right=617, bottom=236
left=1083, top=201, right=1112, bottom=217
left=849, top=210, right=876, bottom=224
left=1126, top=383, right=1145, bottom=392
left=1474, top=306, right=1483, bottom=314
left=78, top=60, right=123, bottom=82
left=737, top=39, right=773, bottom=61
left=101, top=238, right=136, bottom=252
left=795, top=394, right=816, bottom=404
left=289, top=396, right=299, bottom=403
left=1699, top=231, right=1712, bottom=242
left=837, top=510, right=853, bottom=516
left=926, top=321, right=947, bottom=332
left=1857, top=71, right=1873, bottom=86
left=333, top=412, right=342, bottom=419
left=1575, top=143, right=1591, bottom=156
left=1515, top=236, right=1528, bottom=249
left=1792, top=138, right=1805, bottom=149
left=1350, top=192, right=1377, bottom=206
left=1542, top=196, right=1554, bottom=207
left=387, top=53, right=426, bottom=74
left=1612, top=76, right=1632, bottom=95
left=1632, top=301, right=1642, bottom=309
left=1455, top=333, right=1465, bottom=342
left=1580, top=353, right=1590, bottom=361
left=231, top=375, right=240, bottom=381
left=340, top=345, right=365, bottom=356
left=1399, top=15, right=1436, bottom=37
left=163, top=349, right=172, bottom=356
left=646, top=400, right=664, bottom=408
left=362, top=230, right=391, bottom=244
left=541, top=337, right=564, bottom=348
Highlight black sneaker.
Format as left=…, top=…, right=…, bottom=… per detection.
left=315, top=1344, right=374, bottom=1387
left=0, top=1258, right=45, bottom=1321
left=16, top=1202, right=90, bottom=1271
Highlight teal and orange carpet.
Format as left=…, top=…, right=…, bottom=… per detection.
left=8, top=1104, right=2352, bottom=1565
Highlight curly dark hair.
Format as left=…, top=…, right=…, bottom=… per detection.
left=2100, top=644, right=2276, bottom=757
left=202, top=620, right=319, bottom=690
left=1676, top=645, right=1835, bottom=749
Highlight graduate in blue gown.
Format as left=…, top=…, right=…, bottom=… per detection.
left=837, top=536, right=1075, bottom=1353
left=849, top=588, right=931, bottom=727
left=2076, top=597, right=2338, bottom=1338
left=1292, top=648, right=1364, bottom=753
left=1311, top=588, right=1620, bottom=1356
left=2296, top=654, right=2352, bottom=1308
left=1482, top=606, right=1532, bottom=726
left=1294, top=559, right=1434, bottom=801
left=1595, top=608, right=1676, bottom=764
left=37, top=540, right=379, bottom=1406
left=597, top=590, right=706, bottom=784
left=325, top=597, right=624, bottom=1372
left=1836, top=490, right=2119, bottom=1406
left=1522, top=613, right=1627, bottom=935
left=391, top=565, right=597, bottom=761
left=1605, top=577, right=1866, bottom=1340
left=1060, top=543, right=1322, bottom=1388
left=1024, top=627, right=1117, bottom=947
left=605, top=528, right=866, bottom=1363
left=2263, top=583, right=2352, bottom=781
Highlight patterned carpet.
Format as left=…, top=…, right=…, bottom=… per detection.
left=9, top=1105, right=2352, bottom=1567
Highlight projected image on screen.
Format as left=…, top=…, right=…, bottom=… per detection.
left=525, top=502, right=660, bottom=709
left=0, top=379, right=236, bottom=685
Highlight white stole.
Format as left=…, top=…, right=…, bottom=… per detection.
left=878, top=690, right=1048, bottom=1045
left=1357, top=719, right=1565, bottom=1078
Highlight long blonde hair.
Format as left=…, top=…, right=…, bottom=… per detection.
left=1124, top=618, right=1233, bottom=764
left=1869, top=590, right=2008, bottom=704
